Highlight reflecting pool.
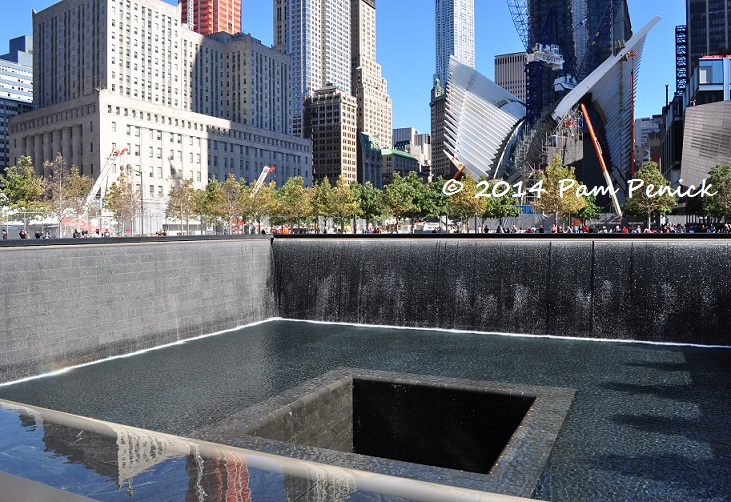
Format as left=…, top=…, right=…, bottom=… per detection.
left=1, top=319, right=730, bottom=501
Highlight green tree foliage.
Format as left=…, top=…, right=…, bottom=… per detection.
left=532, top=155, right=586, bottom=224
left=311, top=177, right=333, bottom=221
left=350, top=181, right=383, bottom=228
left=383, top=171, right=424, bottom=231
left=202, top=174, right=243, bottom=233
left=240, top=180, right=278, bottom=233
left=623, top=161, right=677, bottom=228
left=166, top=178, right=199, bottom=234
left=576, top=194, right=601, bottom=223
left=275, top=176, right=312, bottom=228
left=103, top=170, right=139, bottom=235
left=702, top=164, right=731, bottom=220
left=481, top=179, right=522, bottom=222
left=447, top=175, right=482, bottom=228
left=422, top=178, right=450, bottom=227
left=327, top=176, right=360, bottom=232
left=0, top=156, right=46, bottom=211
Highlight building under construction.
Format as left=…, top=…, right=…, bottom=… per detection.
left=444, top=0, right=641, bottom=210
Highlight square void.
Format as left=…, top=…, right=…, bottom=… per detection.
left=352, top=379, right=534, bottom=474
left=197, top=369, right=575, bottom=497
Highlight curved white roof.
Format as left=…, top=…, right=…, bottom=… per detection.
left=444, top=56, right=526, bottom=178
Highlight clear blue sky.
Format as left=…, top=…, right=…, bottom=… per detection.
left=2, top=1, right=684, bottom=133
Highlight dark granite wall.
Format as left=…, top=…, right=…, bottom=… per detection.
left=0, top=239, right=273, bottom=383
left=273, top=237, right=731, bottom=346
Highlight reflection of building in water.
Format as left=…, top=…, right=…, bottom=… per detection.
left=27, top=412, right=251, bottom=500
left=185, top=450, right=252, bottom=502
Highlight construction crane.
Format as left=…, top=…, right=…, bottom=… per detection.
left=250, top=165, right=275, bottom=197
left=83, top=147, right=128, bottom=209
left=580, top=103, right=622, bottom=216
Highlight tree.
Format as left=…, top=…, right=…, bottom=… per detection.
left=351, top=181, right=384, bottom=231
left=103, top=171, right=139, bottom=236
left=383, top=171, right=422, bottom=231
left=202, top=174, right=242, bottom=233
left=482, top=179, right=521, bottom=226
left=447, top=175, right=482, bottom=230
left=0, top=156, right=46, bottom=211
left=532, top=155, right=586, bottom=225
left=423, top=178, right=450, bottom=229
left=44, top=154, right=94, bottom=237
left=576, top=194, right=601, bottom=224
left=275, top=176, right=312, bottom=229
left=326, top=176, right=360, bottom=232
left=166, top=178, right=198, bottom=235
left=702, top=164, right=731, bottom=220
left=241, top=180, right=278, bottom=233
left=624, top=161, right=677, bottom=228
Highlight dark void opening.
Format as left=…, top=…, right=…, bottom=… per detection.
left=352, top=379, right=534, bottom=474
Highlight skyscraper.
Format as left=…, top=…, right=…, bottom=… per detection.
left=687, top=0, right=731, bottom=75
left=435, top=0, right=475, bottom=86
left=181, top=0, right=241, bottom=36
left=274, top=0, right=352, bottom=137
left=0, top=36, right=32, bottom=172
left=352, top=0, right=391, bottom=149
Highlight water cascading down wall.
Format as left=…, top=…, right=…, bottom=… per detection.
left=1, top=235, right=730, bottom=384
left=273, top=236, right=731, bottom=346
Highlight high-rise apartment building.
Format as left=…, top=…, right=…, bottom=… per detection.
left=303, top=86, right=358, bottom=183
left=11, top=0, right=311, bottom=204
left=495, top=52, right=527, bottom=102
left=435, top=0, right=475, bottom=86
left=0, top=36, right=33, bottom=171
left=274, top=0, right=352, bottom=137
left=180, top=0, right=241, bottom=36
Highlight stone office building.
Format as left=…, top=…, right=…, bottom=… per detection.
left=10, top=0, right=311, bottom=194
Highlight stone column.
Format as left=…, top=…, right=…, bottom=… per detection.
left=42, top=132, right=52, bottom=174
left=61, top=127, right=72, bottom=164
left=33, top=135, right=43, bottom=174
left=73, top=125, right=82, bottom=174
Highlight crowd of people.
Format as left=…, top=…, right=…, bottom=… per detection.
left=488, top=223, right=731, bottom=234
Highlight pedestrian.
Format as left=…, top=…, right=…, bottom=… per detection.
left=19, top=228, right=27, bottom=239
left=1, top=229, right=6, bottom=239
left=43, top=230, right=51, bottom=239
left=35, top=229, right=42, bottom=239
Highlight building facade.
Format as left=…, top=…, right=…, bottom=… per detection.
left=381, top=148, right=419, bottom=184
left=303, top=86, right=358, bottom=183
left=435, top=0, right=475, bottom=86
left=358, top=132, right=382, bottom=189
left=494, top=52, right=527, bottom=103
left=0, top=37, right=33, bottom=171
left=180, top=0, right=241, bottom=35
left=274, top=0, right=352, bottom=137
left=11, top=0, right=311, bottom=195
left=687, top=0, right=731, bottom=76
left=392, top=127, right=431, bottom=173
left=351, top=0, right=391, bottom=151
left=430, top=79, right=448, bottom=178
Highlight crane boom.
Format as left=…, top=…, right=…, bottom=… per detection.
left=83, top=147, right=128, bottom=209
left=580, top=103, right=622, bottom=216
left=507, top=0, right=530, bottom=51
left=251, top=165, right=275, bottom=197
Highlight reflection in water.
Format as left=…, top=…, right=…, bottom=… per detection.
left=185, top=449, right=252, bottom=502
left=8, top=404, right=253, bottom=500
left=283, top=462, right=356, bottom=502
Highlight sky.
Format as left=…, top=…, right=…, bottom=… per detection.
left=1, top=1, right=685, bottom=133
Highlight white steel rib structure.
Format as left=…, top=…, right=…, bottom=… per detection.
left=444, top=16, right=661, bottom=185
left=444, top=56, right=526, bottom=178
